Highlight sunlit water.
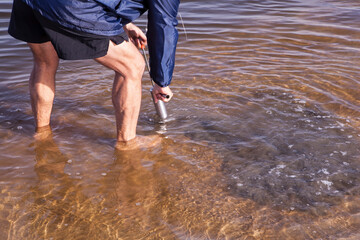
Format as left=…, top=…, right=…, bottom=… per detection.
left=1, top=0, right=360, bottom=239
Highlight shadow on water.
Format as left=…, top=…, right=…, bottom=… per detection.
left=182, top=88, right=360, bottom=196
left=172, top=86, right=360, bottom=238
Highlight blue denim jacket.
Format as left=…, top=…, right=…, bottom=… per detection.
left=22, top=0, right=180, bottom=87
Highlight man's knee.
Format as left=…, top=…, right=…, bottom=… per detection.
left=33, top=51, right=59, bottom=72
left=96, top=41, right=146, bottom=82
left=134, top=52, right=146, bottom=77
left=29, top=42, right=59, bottom=72
left=33, top=59, right=58, bottom=73
left=121, top=51, right=145, bottom=81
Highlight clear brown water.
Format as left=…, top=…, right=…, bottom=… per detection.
left=1, top=0, right=360, bottom=239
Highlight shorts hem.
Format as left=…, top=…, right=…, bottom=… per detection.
left=8, top=30, right=49, bottom=44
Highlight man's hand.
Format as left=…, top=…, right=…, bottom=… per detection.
left=152, top=84, right=173, bottom=103
left=123, top=23, right=147, bottom=48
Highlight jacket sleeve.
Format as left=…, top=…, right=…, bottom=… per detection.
left=147, top=0, right=180, bottom=87
left=95, top=0, right=147, bottom=26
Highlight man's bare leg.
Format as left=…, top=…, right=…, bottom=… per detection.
left=28, top=42, right=59, bottom=132
left=95, top=40, right=145, bottom=143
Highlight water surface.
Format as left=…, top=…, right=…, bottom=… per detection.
left=1, top=0, right=360, bottom=239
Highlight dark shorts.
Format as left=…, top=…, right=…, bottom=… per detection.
left=8, top=0, right=128, bottom=60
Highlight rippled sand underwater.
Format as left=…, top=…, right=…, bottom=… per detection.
left=1, top=0, right=360, bottom=239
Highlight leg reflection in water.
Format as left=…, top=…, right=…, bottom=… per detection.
left=33, top=126, right=68, bottom=181
left=9, top=129, right=112, bottom=239
left=8, top=129, right=81, bottom=239
left=99, top=148, right=179, bottom=239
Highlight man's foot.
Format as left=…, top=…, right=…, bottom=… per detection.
left=34, top=125, right=52, bottom=141
left=115, top=135, right=162, bottom=151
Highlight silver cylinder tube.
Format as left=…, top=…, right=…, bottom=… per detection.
left=150, top=88, right=168, bottom=120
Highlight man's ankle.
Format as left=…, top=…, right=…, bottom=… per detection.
left=35, top=125, right=52, bottom=133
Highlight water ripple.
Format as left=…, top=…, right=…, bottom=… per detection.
left=1, top=0, right=360, bottom=239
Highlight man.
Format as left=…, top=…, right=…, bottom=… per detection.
left=8, top=0, right=179, bottom=148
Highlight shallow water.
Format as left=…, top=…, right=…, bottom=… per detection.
left=1, top=0, right=360, bottom=239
